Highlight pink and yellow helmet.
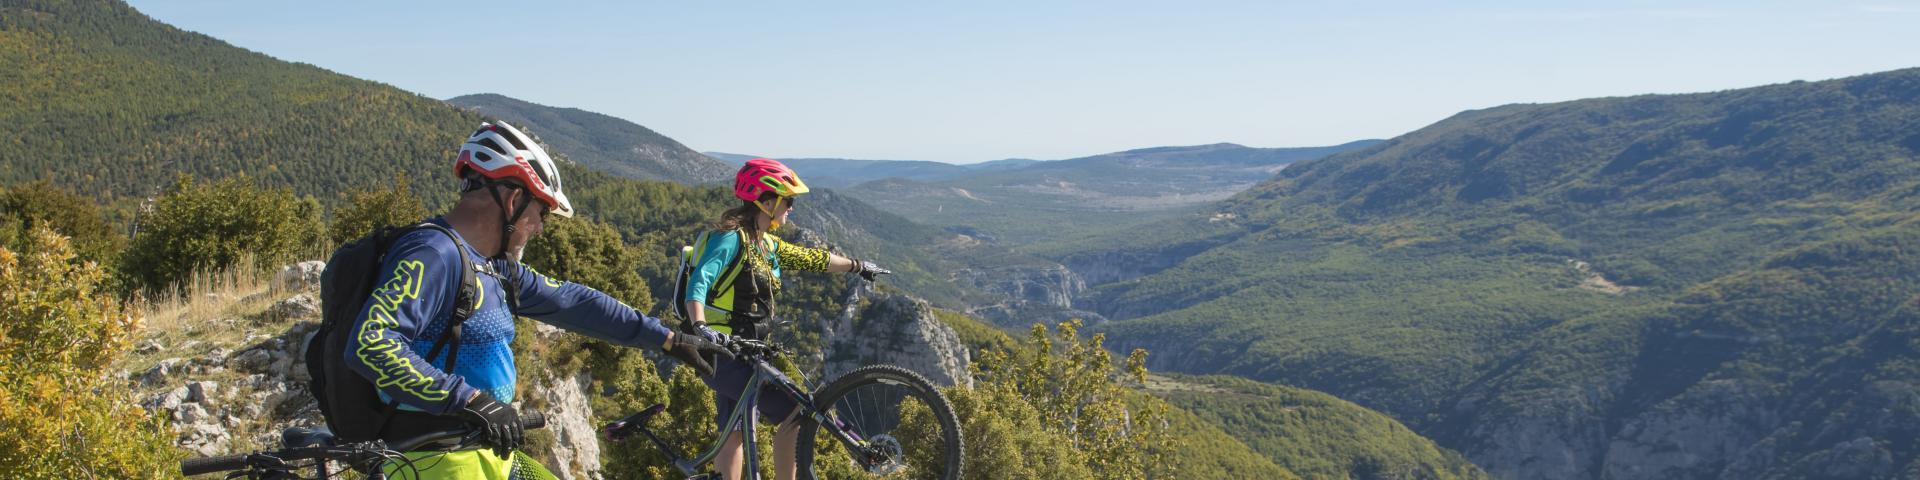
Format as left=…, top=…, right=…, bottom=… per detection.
left=733, top=158, right=809, bottom=202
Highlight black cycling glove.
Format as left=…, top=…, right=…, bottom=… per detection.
left=666, top=331, right=733, bottom=377
left=458, top=391, right=522, bottom=458
left=851, top=258, right=892, bottom=282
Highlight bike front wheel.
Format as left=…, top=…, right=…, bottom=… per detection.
left=796, top=364, right=963, bottom=480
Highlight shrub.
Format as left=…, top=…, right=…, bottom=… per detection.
left=118, top=175, right=322, bottom=295
left=964, top=320, right=1174, bottom=480
left=0, top=227, right=180, bottom=477
left=0, top=181, right=126, bottom=267
left=327, top=174, right=430, bottom=245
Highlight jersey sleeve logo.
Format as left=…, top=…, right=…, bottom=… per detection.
left=354, top=259, right=452, bottom=401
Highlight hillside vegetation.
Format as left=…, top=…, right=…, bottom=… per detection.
left=0, top=0, right=479, bottom=211
left=446, top=94, right=732, bottom=185
left=1086, top=68, right=1920, bottom=478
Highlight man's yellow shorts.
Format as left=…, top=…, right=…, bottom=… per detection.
left=381, top=449, right=557, bottom=480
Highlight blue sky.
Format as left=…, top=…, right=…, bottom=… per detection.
left=130, top=1, right=1920, bottom=163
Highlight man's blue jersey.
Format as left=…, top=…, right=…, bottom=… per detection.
left=343, top=217, right=671, bottom=414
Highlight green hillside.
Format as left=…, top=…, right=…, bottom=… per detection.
left=1150, top=374, right=1486, bottom=480
left=934, top=312, right=1486, bottom=480
left=1086, top=68, right=1920, bottom=478
left=446, top=94, right=731, bottom=185
left=0, top=0, right=478, bottom=210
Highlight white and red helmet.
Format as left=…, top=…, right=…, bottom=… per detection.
left=453, top=121, right=574, bottom=218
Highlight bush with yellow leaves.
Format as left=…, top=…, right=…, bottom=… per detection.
left=0, top=227, right=180, bottom=478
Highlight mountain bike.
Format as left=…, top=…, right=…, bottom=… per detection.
left=179, top=413, right=548, bottom=479
left=603, top=335, right=964, bottom=480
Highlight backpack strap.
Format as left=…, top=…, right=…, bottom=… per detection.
left=482, top=258, right=524, bottom=314
left=709, top=230, right=749, bottom=305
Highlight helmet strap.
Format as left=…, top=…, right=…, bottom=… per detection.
left=484, top=182, right=535, bottom=259
left=755, top=197, right=784, bottom=231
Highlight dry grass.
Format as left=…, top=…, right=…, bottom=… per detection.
left=122, top=255, right=301, bottom=376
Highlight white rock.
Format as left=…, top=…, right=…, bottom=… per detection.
left=145, top=386, right=191, bottom=412
left=187, top=381, right=218, bottom=403
left=181, top=403, right=212, bottom=423
left=270, top=356, right=294, bottom=378
left=268, top=294, right=320, bottom=320
left=275, top=261, right=327, bottom=292
left=141, top=358, right=183, bottom=386
left=232, top=349, right=274, bottom=373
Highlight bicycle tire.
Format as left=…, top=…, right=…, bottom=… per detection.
left=795, top=364, right=963, bottom=480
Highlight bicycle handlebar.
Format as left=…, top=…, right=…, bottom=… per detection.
left=180, top=454, right=252, bottom=476
left=180, top=412, right=547, bottom=477
left=387, top=411, right=547, bottom=452
left=722, top=336, right=784, bottom=358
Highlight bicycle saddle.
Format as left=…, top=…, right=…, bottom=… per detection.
left=281, top=426, right=335, bottom=449
left=603, top=403, right=668, bottom=441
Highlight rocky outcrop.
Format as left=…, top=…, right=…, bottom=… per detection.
left=518, top=323, right=605, bottom=479
left=968, top=301, right=1108, bottom=330
left=950, top=262, right=1109, bottom=329
left=273, top=261, right=326, bottom=292
left=821, top=284, right=971, bottom=388
left=139, top=320, right=324, bottom=457
left=1600, top=379, right=1779, bottom=479
left=951, top=263, right=1085, bottom=308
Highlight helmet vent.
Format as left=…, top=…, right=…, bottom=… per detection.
left=475, top=152, right=493, bottom=162
left=477, top=139, right=507, bottom=154
left=533, top=164, right=553, bottom=188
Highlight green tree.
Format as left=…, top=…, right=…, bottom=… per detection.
left=0, top=181, right=127, bottom=267
left=960, top=320, right=1176, bottom=480
left=118, top=175, right=322, bottom=296
left=0, top=226, right=180, bottom=478
left=520, top=215, right=651, bottom=312
left=327, top=173, right=430, bottom=245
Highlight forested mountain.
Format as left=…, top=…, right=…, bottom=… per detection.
left=446, top=94, right=731, bottom=184
left=1080, top=68, right=1920, bottom=478
left=0, top=0, right=478, bottom=210
left=0, top=1, right=1483, bottom=478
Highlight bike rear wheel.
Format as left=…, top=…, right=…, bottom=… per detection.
left=796, top=365, right=963, bottom=480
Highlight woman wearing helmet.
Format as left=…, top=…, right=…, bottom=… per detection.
left=683, top=158, right=890, bottom=480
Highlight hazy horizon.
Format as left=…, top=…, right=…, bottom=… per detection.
left=129, top=1, right=1920, bottom=164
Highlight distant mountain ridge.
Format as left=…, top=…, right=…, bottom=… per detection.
left=842, top=141, right=1383, bottom=247
left=1078, top=68, right=1920, bottom=479
left=703, top=152, right=1043, bottom=187
left=446, top=94, right=731, bottom=184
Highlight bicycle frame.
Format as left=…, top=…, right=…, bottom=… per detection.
left=650, top=354, right=874, bottom=478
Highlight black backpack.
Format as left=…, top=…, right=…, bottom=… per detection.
left=305, top=223, right=480, bottom=442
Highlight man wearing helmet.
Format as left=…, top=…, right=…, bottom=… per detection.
left=682, top=158, right=892, bottom=480
left=343, top=121, right=730, bottom=478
